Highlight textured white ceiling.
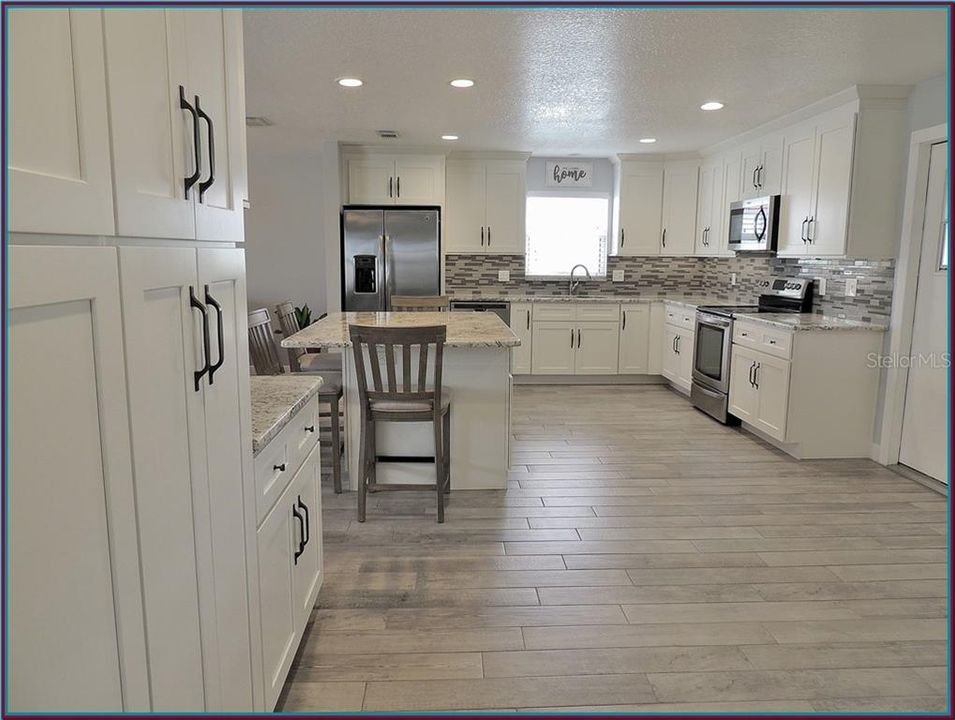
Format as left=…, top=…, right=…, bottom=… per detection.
left=244, top=8, right=947, bottom=155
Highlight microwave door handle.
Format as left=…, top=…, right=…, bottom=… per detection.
left=754, top=205, right=767, bottom=242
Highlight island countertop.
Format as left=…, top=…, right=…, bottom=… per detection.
left=250, top=375, right=324, bottom=455
left=281, top=311, right=521, bottom=349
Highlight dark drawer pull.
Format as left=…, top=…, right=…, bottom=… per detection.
left=273, top=463, right=286, bottom=472
left=305, top=425, right=315, bottom=433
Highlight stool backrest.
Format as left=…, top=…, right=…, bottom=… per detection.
left=349, top=324, right=446, bottom=413
left=248, top=308, right=285, bottom=375
left=390, top=295, right=450, bottom=312
left=274, top=300, right=307, bottom=370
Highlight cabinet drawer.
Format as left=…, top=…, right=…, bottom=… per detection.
left=287, top=395, right=320, bottom=474
left=533, top=304, right=576, bottom=322
left=664, top=303, right=696, bottom=330
left=734, top=320, right=793, bottom=360
left=576, top=304, right=620, bottom=322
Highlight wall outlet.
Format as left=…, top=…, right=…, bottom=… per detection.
left=731, top=273, right=737, bottom=286
left=845, top=277, right=858, bottom=297
left=612, top=269, right=625, bottom=282
left=816, top=277, right=827, bottom=296
left=497, top=270, right=510, bottom=282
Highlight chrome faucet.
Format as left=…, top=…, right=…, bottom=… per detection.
left=569, top=264, right=592, bottom=295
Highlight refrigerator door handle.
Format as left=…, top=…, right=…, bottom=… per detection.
left=383, top=234, right=393, bottom=310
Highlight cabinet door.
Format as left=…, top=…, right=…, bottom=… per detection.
left=118, top=247, right=211, bottom=710
left=8, top=10, right=115, bottom=235
left=485, top=161, right=527, bottom=253
left=695, top=161, right=715, bottom=255
left=445, top=162, right=486, bottom=251
left=104, top=10, right=195, bottom=240
left=647, top=303, right=665, bottom=374
left=575, top=322, right=620, bottom=375
left=510, top=303, right=533, bottom=374
left=291, top=447, right=323, bottom=631
left=10, top=247, right=148, bottom=711
left=809, top=111, right=856, bottom=256
left=617, top=162, right=664, bottom=255
left=188, top=10, right=246, bottom=242
left=256, top=488, right=298, bottom=711
left=677, top=330, right=696, bottom=388
left=759, top=135, right=784, bottom=196
left=395, top=156, right=443, bottom=205
left=618, top=306, right=650, bottom=373
left=754, top=352, right=791, bottom=441
left=197, top=248, right=255, bottom=710
left=531, top=322, right=576, bottom=374
left=661, top=325, right=681, bottom=382
left=661, top=161, right=699, bottom=256
left=778, top=124, right=816, bottom=256
left=349, top=158, right=395, bottom=204
left=740, top=146, right=762, bottom=200
left=728, top=345, right=758, bottom=423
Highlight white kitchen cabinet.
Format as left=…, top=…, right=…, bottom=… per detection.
left=9, top=246, right=149, bottom=712
left=347, top=154, right=444, bottom=206
left=729, top=344, right=790, bottom=442
left=662, top=321, right=694, bottom=393
left=806, top=111, right=855, bottom=256
left=614, top=160, right=664, bottom=255
left=575, top=322, right=620, bottom=374
left=510, top=302, right=533, bottom=374
left=445, top=158, right=526, bottom=253
left=661, top=160, right=700, bottom=256
left=777, top=122, right=817, bottom=255
left=105, top=9, right=246, bottom=243
left=8, top=9, right=115, bottom=236
left=618, top=305, right=651, bottom=373
left=290, top=449, right=323, bottom=631
left=647, top=302, right=665, bottom=374
left=661, top=325, right=681, bottom=384
left=531, top=321, right=577, bottom=374
left=728, top=345, right=759, bottom=424
left=740, top=133, right=783, bottom=199
left=695, top=158, right=725, bottom=255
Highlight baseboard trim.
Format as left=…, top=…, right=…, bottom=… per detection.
left=513, top=375, right=668, bottom=386
left=887, top=464, right=948, bottom=496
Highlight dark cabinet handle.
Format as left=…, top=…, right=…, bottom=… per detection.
left=749, top=361, right=757, bottom=387
left=305, top=425, right=316, bottom=433
left=189, top=286, right=209, bottom=392
left=570, top=329, right=574, bottom=347
left=801, top=216, right=809, bottom=243
left=753, top=363, right=760, bottom=389
left=297, top=495, right=310, bottom=548
left=389, top=177, right=393, bottom=198
left=662, top=229, right=666, bottom=248
left=622, top=311, right=627, bottom=331
left=620, top=227, right=625, bottom=247
left=757, top=165, right=764, bottom=188
left=807, top=216, right=815, bottom=243
left=204, top=285, right=225, bottom=384
left=487, top=226, right=491, bottom=246
left=396, top=176, right=400, bottom=198
left=195, top=96, right=216, bottom=202
left=676, top=335, right=681, bottom=354
left=672, top=335, right=677, bottom=353
left=576, top=328, right=581, bottom=348
left=752, top=167, right=759, bottom=189
left=480, top=226, right=485, bottom=246
left=292, top=505, right=304, bottom=563
left=526, top=311, right=530, bottom=330
left=273, top=463, right=286, bottom=472
left=179, top=86, right=201, bottom=199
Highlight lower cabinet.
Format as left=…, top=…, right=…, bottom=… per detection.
left=575, top=322, right=620, bottom=374
left=530, top=320, right=619, bottom=375
left=661, top=323, right=695, bottom=392
left=510, top=302, right=533, bottom=374
left=617, top=305, right=651, bottom=373
left=729, top=344, right=791, bottom=441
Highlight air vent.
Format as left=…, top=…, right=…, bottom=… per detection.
left=377, top=129, right=399, bottom=139
left=245, top=116, right=273, bottom=127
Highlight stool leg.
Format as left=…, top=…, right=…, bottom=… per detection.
left=331, top=394, right=342, bottom=494
left=434, top=413, right=445, bottom=524
left=443, top=408, right=451, bottom=495
left=357, top=415, right=369, bottom=522
left=368, top=420, right=378, bottom=492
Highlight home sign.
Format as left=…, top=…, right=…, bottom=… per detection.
left=545, top=160, right=593, bottom=187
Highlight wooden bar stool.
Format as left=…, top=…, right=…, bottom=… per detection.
left=390, top=295, right=450, bottom=312
left=349, top=324, right=451, bottom=523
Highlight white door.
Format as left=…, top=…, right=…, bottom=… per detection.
left=118, top=247, right=211, bottom=710
left=661, top=162, right=699, bottom=255
left=808, top=111, right=856, bottom=255
left=740, top=145, right=762, bottom=200
left=759, top=135, right=784, bottom=196
left=900, top=141, right=949, bottom=482
left=617, top=162, right=664, bottom=255
left=291, top=448, right=323, bottom=630
left=618, top=306, right=650, bottom=373
left=510, top=303, right=533, bottom=374
left=8, top=9, right=115, bottom=235
left=188, top=10, right=246, bottom=242
left=349, top=158, right=395, bottom=204
left=575, top=322, right=620, bottom=375
left=531, top=322, right=576, bottom=374
left=753, top=352, right=791, bottom=441
left=485, top=162, right=527, bottom=253
left=717, top=153, right=743, bottom=255
left=9, top=246, right=148, bottom=711
left=661, top=325, right=681, bottom=382
left=445, top=162, right=486, bottom=252
left=728, top=345, right=759, bottom=423
left=197, top=248, right=255, bottom=709
left=395, top=156, right=442, bottom=204
left=695, top=161, right=716, bottom=255
left=778, top=123, right=816, bottom=256
left=676, top=330, right=695, bottom=388
left=104, top=10, right=196, bottom=240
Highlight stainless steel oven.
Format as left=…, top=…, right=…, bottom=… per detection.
left=692, top=312, right=733, bottom=394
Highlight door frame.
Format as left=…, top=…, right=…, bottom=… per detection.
left=877, top=123, right=948, bottom=468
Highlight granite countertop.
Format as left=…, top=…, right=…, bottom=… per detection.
left=733, top=312, right=888, bottom=332
left=448, top=292, right=733, bottom=308
left=282, top=311, right=521, bottom=349
left=250, top=375, right=324, bottom=455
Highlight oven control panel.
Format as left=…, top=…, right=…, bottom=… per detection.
left=757, top=277, right=811, bottom=299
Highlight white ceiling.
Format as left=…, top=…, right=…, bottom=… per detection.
left=243, top=8, right=947, bottom=156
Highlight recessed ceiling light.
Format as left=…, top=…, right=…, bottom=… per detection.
left=700, top=101, right=724, bottom=111
left=441, top=134, right=459, bottom=141
left=639, top=137, right=657, bottom=144
left=337, top=77, right=363, bottom=88
left=449, top=78, right=475, bottom=88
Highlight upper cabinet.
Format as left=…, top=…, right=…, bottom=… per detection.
left=613, top=160, right=663, bottom=255
left=660, top=160, right=700, bottom=256
left=8, top=8, right=248, bottom=242
left=346, top=153, right=445, bottom=205
left=8, top=9, right=116, bottom=236
left=695, top=156, right=728, bottom=256
left=740, top=133, right=783, bottom=199
left=445, top=158, right=526, bottom=253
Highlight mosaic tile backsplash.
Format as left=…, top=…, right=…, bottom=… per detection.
left=445, top=254, right=895, bottom=322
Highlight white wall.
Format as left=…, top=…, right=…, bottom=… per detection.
left=244, top=142, right=328, bottom=317
left=906, top=74, right=947, bottom=134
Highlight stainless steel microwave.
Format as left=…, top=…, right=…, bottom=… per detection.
left=728, top=195, right=780, bottom=252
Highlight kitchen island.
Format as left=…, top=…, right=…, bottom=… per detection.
left=282, top=311, right=520, bottom=491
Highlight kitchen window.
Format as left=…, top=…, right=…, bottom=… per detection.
left=525, top=194, right=609, bottom=277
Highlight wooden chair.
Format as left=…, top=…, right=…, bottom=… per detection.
left=274, top=301, right=342, bottom=374
left=248, top=308, right=345, bottom=494
left=349, top=324, right=451, bottom=523
left=390, top=295, right=450, bottom=312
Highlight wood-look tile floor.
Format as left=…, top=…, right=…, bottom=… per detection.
left=279, top=385, right=950, bottom=713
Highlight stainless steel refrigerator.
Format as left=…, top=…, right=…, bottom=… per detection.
left=341, top=207, right=441, bottom=311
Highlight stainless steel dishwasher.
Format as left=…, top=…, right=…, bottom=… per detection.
left=449, top=299, right=511, bottom=325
